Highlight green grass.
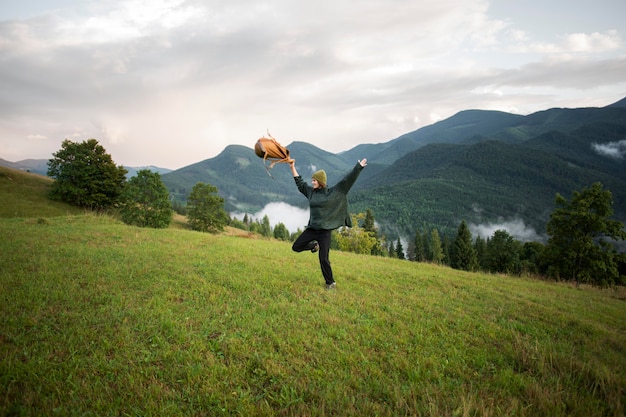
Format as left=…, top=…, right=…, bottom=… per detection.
left=0, top=166, right=83, bottom=218
left=1, top=167, right=625, bottom=416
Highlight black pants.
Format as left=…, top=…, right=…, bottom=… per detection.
left=292, top=228, right=334, bottom=285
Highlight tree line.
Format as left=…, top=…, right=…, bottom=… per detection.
left=47, top=139, right=626, bottom=287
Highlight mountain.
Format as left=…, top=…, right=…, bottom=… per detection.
left=162, top=97, right=626, bottom=240
left=0, top=158, right=172, bottom=178
left=4, top=97, right=626, bottom=241
left=123, top=165, right=172, bottom=178
left=0, top=158, right=50, bottom=176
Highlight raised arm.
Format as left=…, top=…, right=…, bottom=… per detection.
left=289, top=159, right=299, bottom=177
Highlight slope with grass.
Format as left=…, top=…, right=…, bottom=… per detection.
left=1, top=173, right=625, bottom=416
left=0, top=166, right=83, bottom=218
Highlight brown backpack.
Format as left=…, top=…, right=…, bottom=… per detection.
left=254, top=132, right=293, bottom=177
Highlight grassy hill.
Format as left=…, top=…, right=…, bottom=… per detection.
left=0, top=166, right=83, bottom=218
left=1, top=167, right=626, bottom=416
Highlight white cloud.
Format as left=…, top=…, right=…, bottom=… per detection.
left=508, top=30, right=622, bottom=55
left=231, top=202, right=309, bottom=234
left=26, top=134, right=47, bottom=141
left=469, top=218, right=544, bottom=242
left=592, top=140, right=626, bottom=159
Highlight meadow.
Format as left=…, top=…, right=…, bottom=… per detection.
left=1, top=167, right=625, bottom=416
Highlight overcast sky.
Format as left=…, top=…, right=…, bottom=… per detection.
left=1, top=0, right=625, bottom=169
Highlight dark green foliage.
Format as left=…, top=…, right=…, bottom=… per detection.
left=395, top=237, right=405, bottom=259
left=119, top=170, right=173, bottom=228
left=273, top=222, right=290, bottom=241
left=543, top=182, right=626, bottom=286
left=413, top=230, right=425, bottom=262
left=520, top=241, right=545, bottom=275
left=486, top=230, right=522, bottom=274
left=47, top=139, right=127, bottom=209
left=451, top=220, right=479, bottom=271
left=363, top=208, right=376, bottom=234
left=474, top=236, right=488, bottom=271
left=186, top=182, right=229, bottom=233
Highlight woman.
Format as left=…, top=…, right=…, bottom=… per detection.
left=289, top=157, right=367, bottom=289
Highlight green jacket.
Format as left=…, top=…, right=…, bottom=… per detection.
left=294, top=163, right=364, bottom=230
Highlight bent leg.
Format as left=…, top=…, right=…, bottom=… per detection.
left=292, top=228, right=317, bottom=252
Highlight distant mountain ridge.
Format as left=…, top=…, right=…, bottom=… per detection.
left=0, top=158, right=171, bottom=178
left=160, top=96, right=626, bottom=239
left=3, top=96, right=625, bottom=240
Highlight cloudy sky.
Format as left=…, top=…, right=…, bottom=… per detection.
left=1, top=0, right=625, bottom=169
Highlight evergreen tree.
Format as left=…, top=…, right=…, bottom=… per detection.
left=442, top=235, right=451, bottom=266
left=47, top=138, right=127, bottom=209
left=413, top=230, right=425, bottom=262
left=395, top=237, right=405, bottom=259
left=119, top=170, right=173, bottom=228
left=363, top=209, right=376, bottom=234
left=486, top=229, right=521, bottom=274
left=260, top=215, right=272, bottom=237
left=520, top=241, right=544, bottom=276
left=430, top=229, right=444, bottom=265
left=542, top=182, right=626, bottom=286
left=474, top=236, right=488, bottom=271
left=187, top=182, right=229, bottom=233
left=451, top=220, right=479, bottom=271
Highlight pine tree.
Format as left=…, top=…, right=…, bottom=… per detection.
left=413, top=230, right=425, bottom=262
left=486, top=229, right=521, bottom=274
left=474, top=236, right=488, bottom=271
left=430, top=229, right=444, bottom=265
left=260, top=215, right=272, bottom=237
left=451, top=220, right=479, bottom=271
left=395, top=237, right=405, bottom=259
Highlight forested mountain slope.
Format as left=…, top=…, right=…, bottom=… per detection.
left=160, top=98, right=626, bottom=241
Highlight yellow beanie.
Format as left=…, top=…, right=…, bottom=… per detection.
left=312, top=169, right=327, bottom=185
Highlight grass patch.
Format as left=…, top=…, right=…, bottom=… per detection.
left=1, top=213, right=625, bottom=416
left=0, top=166, right=82, bottom=218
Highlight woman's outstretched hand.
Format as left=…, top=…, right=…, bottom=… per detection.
left=359, top=158, right=367, bottom=167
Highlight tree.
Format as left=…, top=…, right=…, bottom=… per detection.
left=186, top=182, right=229, bottom=233
left=119, top=170, right=173, bottom=228
left=474, top=236, right=488, bottom=271
left=273, top=222, right=290, bottom=241
left=430, top=229, right=444, bottom=265
left=543, top=182, right=626, bottom=286
left=336, top=213, right=378, bottom=255
left=362, top=208, right=386, bottom=255
left=442, top=235, right=451, bottom=266
left=47, top=138, right=127, bottom=209
left=520, top=241, right=544, bottom=276
left=413, top=230, right=425, bottom=262
left=451, top=220, right=479, bottom=271
left=395, top=237, right=405, bottom=259
left=260, top=215, right=272, bottom=238
left=486, top=229, right=521, bottom=274
left=363, top=209, right=377, bottom=234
